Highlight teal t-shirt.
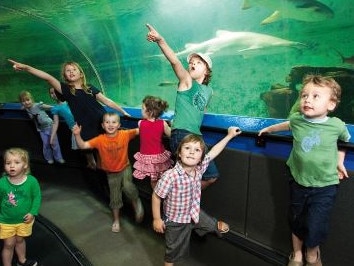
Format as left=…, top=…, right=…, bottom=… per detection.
left=287, top=113, right=351, bottom=187
left=0, top=174, right=41, bottom=224
left=172, top=81, right=213, bottom=135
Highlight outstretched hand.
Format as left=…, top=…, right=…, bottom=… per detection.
left=8, top=59, right=28, bottom=71
left=72, top=123, right=82, bottom=135
left=146, top=24, right=162, bottom=43
left=228, top=126, right=242, bottom=138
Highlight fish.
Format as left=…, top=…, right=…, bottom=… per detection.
left=165, top=30, right=306, bottom=58
left=334, top=49, right=354, bottom=66
left=242, top=0, right=334, bottom=24
left=158, top=81, right=178, bottom=87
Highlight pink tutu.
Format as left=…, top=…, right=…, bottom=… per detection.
left=133, top=150, right=173, bottom=181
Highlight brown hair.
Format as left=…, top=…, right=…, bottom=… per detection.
left=176, top=134, right=207, bottom=164
left=3, top=148, right=30, bottom=174
left=142, top=95, right=169, bottom=119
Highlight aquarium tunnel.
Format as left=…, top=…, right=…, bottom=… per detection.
left=1, top=1, right=354, bottom=265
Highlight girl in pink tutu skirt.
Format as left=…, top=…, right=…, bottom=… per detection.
left=133, top=95, right=173, bottom=189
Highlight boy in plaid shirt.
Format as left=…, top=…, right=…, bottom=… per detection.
left=152, top=127, right=241, bottom=266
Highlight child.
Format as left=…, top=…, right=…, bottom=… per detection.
left=133, top=95, right=173, bottom=189
left=146, top=24, right=218, bottom=190
left=0, top=148, right=41, bottom=266
left=72, top=112, right=144, bottom=233
left=152, top=126, right=241, bottom=266
left=9, top=59, right=130, bottom=169
left=19, top=91, right=65, bottom=164
left=258, top=74, right=350, bottom=266
left=49, top=87, right=78, bottom=150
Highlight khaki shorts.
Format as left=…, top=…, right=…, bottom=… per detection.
left=0, top=220, right=34, bottom=239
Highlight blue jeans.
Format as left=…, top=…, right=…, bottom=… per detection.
left=288, top=180, right=338, bottom=248
left=170, top=129, right=219, bottom=180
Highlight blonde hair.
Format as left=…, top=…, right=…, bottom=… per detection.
left=102, top=112, right=120, bottom=123
left=60, top=61, right=92, bottom=96
left=3, top=148, right=30, bottom=174
left=18, top=90, right=33, bottom=102
left=301, top=74, right=342, bottom=108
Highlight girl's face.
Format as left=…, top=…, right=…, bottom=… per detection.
left=64, top=64, right=82, bottom=83
left=4, top=154, right=28, bottom=179
left=188, top=56, right=207, bottom=81
left=102, top=115, right=120, bottom=135
left=179, top=141, right=203, bottom=167
left=21, top=97, right=33, bottom=109
left=300, top=83, right=336, bottom=119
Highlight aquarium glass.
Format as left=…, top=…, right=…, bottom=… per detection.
left=1, top=0, right=353, bottom=122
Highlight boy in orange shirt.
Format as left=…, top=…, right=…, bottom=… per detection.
left=72, top=112, right=144, bottom=233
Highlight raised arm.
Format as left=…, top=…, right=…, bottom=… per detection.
left=146, top=24, right=191, bottom=90
left=258, top=121, right=290, bottom=136
left=163, top=120, right=171, bottom=137
left=72, top=124, right=92, bottom=149
left=8, top=59, right=62, bottom=93
left=208, top=126, right=242, bottom=160
left=95, top=93, right=130, bottom=116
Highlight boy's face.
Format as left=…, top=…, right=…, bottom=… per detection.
left=179, top=141, right=203, bottom=167
left=300, top=83, right=336, bottom=119
left=102, top=114, right=120, bottom=134
left=188, top=56, right=207, bottom=81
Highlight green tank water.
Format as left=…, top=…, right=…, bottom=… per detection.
left=0, top=0, right=353, bottom=122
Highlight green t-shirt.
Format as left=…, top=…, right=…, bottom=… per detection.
left=172, top=81, right=213, bottom=135
left=0, top=174, right=41, bottom=224
left=287, top=113, right=351, bottom=187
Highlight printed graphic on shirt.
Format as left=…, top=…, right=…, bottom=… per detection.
left=301, top=130, right=321, bottom=152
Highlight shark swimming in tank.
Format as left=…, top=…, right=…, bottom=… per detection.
left=242, top=0, right=334, bottom=24
left=151, top=30, right=307, bottom=59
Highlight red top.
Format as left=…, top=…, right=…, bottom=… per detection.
left=139, top=119, right=165, bottom=155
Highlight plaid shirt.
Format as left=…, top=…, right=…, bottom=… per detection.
left=154, top=154, right=211, bottom=223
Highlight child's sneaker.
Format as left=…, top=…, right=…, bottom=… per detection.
left=56, top=159, right=65, bottom=164
left=111, top=221, right=120, bottom=233
left=17, top=259, right=38, bottom=266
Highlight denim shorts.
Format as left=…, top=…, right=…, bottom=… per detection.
left=170, top=129, right=219, bottom=180
left=288, top=180, right=338, bottom=248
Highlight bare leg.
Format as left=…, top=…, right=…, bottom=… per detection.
left=164, top=262, right=173, bottom=266
left=2, top=237, right=16, bottom=266
left=15, top=236, right=26, bottom=264
left=111, top=208, right=120, bottom=232
left=150, top=180, right=157, bottom=190
left=291, top=233, right=303, bottom=262
left=306, top=246, right=320, bottom=264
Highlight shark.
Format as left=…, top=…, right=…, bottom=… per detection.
left=242, top=0, right=334, bottom=24
left=157, top=30, right=307, bottom=59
